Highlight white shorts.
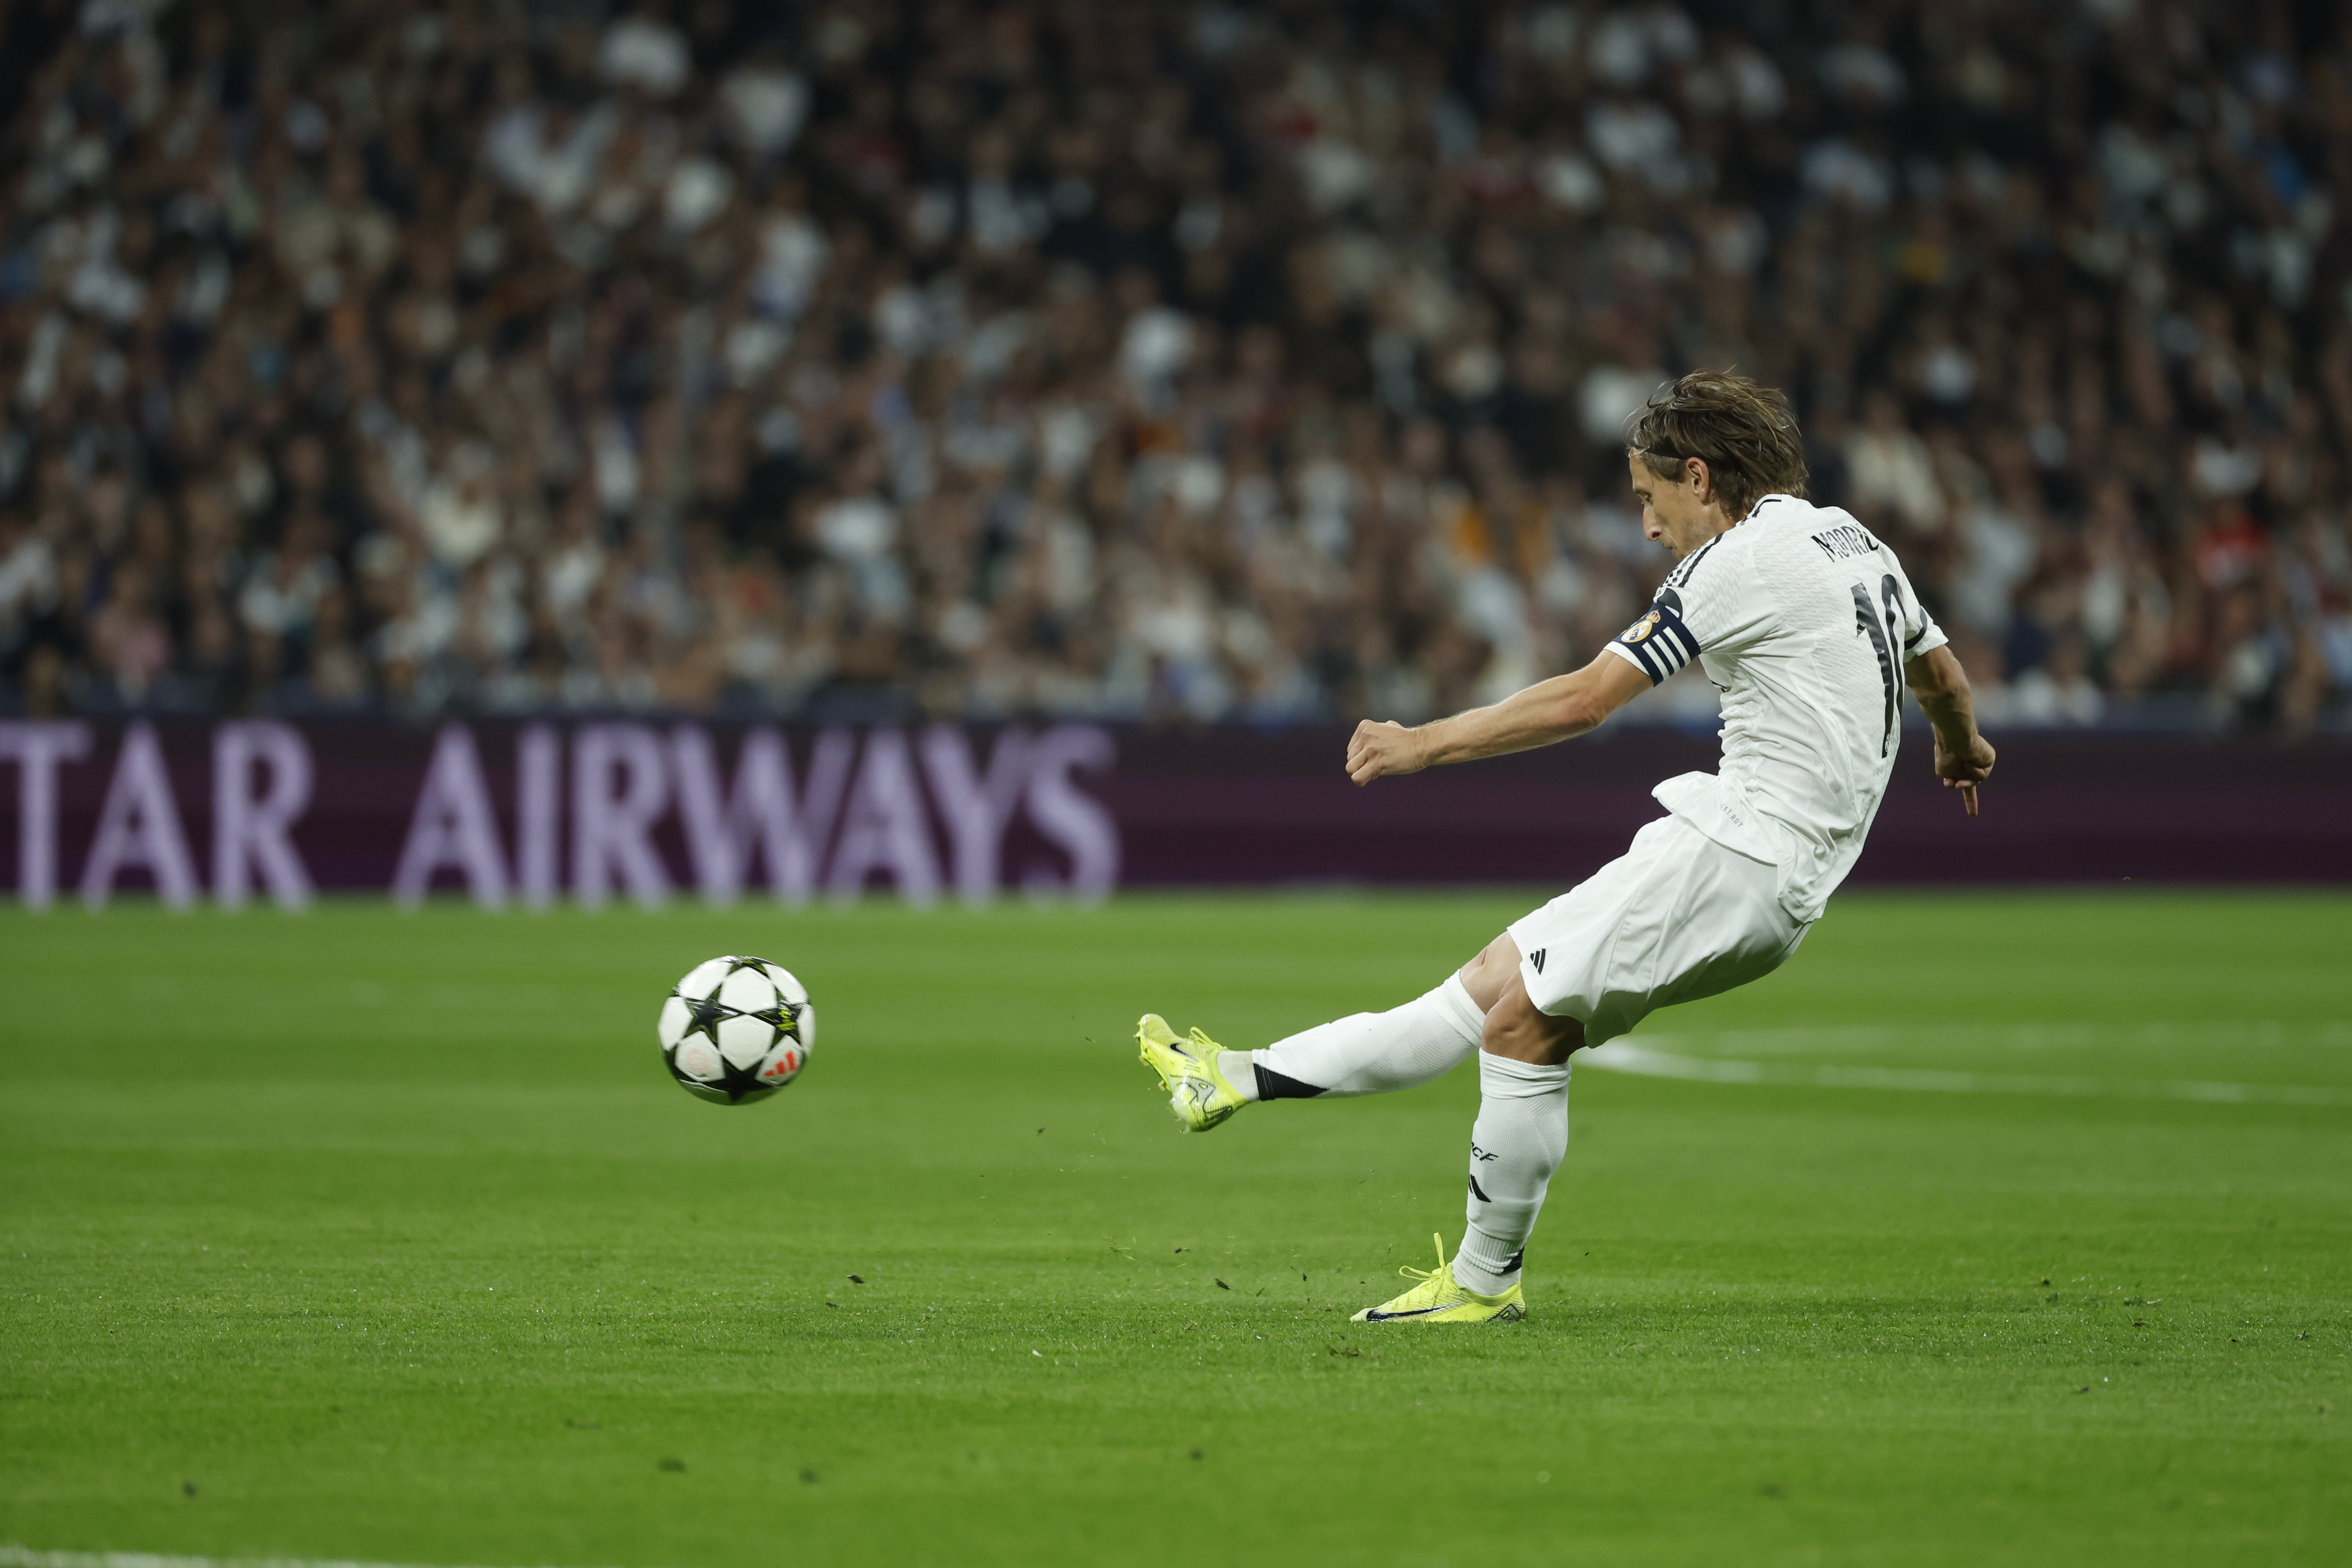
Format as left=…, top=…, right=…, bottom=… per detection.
left=1507, top=814, right=1810, bottom=1048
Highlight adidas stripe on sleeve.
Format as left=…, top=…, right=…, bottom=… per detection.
left=1605, top=586, right=1702, bottom=685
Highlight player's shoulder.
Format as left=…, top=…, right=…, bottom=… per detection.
left=1657, top=513, right=1753, bottom=598
left=1749, top=494, right=1902, bottom=568
left=1655, top=494, right=1799, bottom=602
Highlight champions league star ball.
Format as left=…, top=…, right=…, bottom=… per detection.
left=657, top=956, right=814, bottom=1105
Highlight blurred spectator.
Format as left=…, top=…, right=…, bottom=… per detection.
left=1, top=0, right=2350, bottom=734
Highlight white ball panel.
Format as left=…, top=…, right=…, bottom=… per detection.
left=678, top=957, right=731, bottom=998
left=715, top=1012, right=773, bottom=1066
left=717, top=965, right=780, bottom=1012
left=793, top=1003, right=814, bottom=1056
left=757, top=1045, right=802, bottom=1086
left=765, top=966, right=809, bottom=1007
left=671, top=1040, right=723, bottom=1082
left=656, top=994, right=691, bottom=1047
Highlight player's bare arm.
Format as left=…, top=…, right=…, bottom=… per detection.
left=1905, top=644, right=1997, bottom=817
left=1346, top=653, right=1652, bottom=787
left=1349, top=445, right=1751, bottom=789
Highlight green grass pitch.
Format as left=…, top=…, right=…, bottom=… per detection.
left=3, top=890, right=2348, bottom=1567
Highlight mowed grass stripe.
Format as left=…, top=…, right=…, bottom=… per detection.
left=0, top=1546, right=596, bottom=1568
left=1589, top=1040, right=2352, bottom=1105
left=1, top=892, right=2347, bottom=1568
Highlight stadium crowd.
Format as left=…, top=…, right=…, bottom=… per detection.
left=3, top=0, right=2351, bottom=731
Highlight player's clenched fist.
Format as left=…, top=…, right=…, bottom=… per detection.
left=1347, top=720, right=1425, bottom=786
left=1933, top=731, right=1997, bottom=817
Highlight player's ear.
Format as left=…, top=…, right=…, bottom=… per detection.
left=1685, top=456, right=1712, bottom=503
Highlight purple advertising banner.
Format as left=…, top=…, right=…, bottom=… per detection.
left=0, top=718, right=2347, bottom=910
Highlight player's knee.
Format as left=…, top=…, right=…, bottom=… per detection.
left=1477, top=999, right=1514, bottom=1056
left=1456, top=932, right=1520, bottom=1013
left=1479, top=980, right=1584, bottom=1064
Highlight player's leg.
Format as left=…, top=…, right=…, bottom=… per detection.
left=1453, top=943, right=1579, bottom=1296
left=1216, top=912, right=1588, bottom=1103
left=1226, top=968, right=1488, bottom=1099
left=1138, top=932, right=1507, bottom=1132
left=1346, top=933, right=1576, bottom=1322
left=1360, top=816, right=1803, bottom=1322
left=1137, top=962, right=1487, bottom=1131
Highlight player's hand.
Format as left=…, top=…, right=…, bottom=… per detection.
left=1934, top=731, right=1996, bottom=818
left=1346, top=720, right=1426, bottom=786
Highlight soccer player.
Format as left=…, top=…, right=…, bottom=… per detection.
left=1137, top=371, right=1996, bottom=1323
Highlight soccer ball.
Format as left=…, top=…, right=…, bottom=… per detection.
left=657, top=955, right=815, bottom=1105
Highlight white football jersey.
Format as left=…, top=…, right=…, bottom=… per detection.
left=1602, top=493, right=1947, bottom=921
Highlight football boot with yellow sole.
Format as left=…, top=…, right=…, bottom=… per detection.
left=1351, top=1234, right=1526, bottom=1323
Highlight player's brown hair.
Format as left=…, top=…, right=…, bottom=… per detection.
left=1627, top=371, right=1809, bottom=521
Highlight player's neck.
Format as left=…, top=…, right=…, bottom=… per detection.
left=1670, top=511, right=1739, bottom=559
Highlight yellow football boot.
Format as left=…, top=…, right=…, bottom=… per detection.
left=1351, top=1234, right=1526, bottom=1323
left=1136, top=1014, right=1251, bottom=1132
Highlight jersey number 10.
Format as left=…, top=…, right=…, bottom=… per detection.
left=1851, top=575, right=1904, bottom=757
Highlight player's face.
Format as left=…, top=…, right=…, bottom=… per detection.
left=1627, top=452, right=1717, bottom=559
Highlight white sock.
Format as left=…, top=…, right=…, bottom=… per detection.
left=1234, top=975, right=1486, bottom=1099
left=1219, top=1045, right=1261, bottom=1101
left=1454, top=1052, right=1571, bottom=1295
